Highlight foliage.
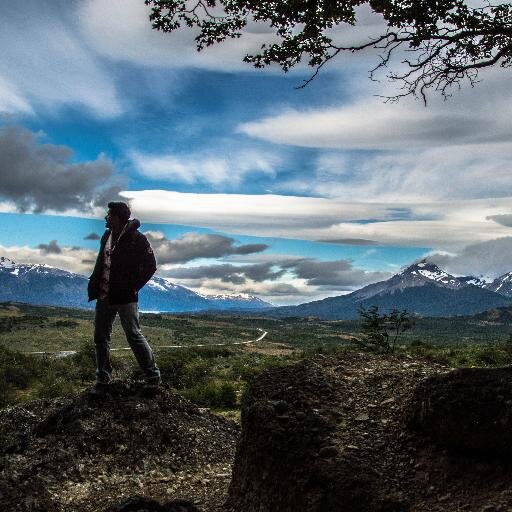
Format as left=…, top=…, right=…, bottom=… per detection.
left=145, top=0, right=512, bottom=102
left=180, top=381, right=238, bottom=409
left=357, top=305, right=413, bottom=353
left=36, top=376, right=78, bottom=399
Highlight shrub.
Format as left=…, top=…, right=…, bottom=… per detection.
left=181, top=381, right=238, bottom=409
left=36, top=376, right=78, bottom=399
left=72, top=341, right=97, bottom=381
left=356, top=306, right=413, bottom=353
left=156, top=352, right=213, bottom=389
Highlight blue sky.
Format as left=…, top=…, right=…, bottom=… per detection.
left=0, top=0, right=511, bottom=304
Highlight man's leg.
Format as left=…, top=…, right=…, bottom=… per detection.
left=93, top=298, right=117, bottom=383
left=118, top=302, right=161, bottom=383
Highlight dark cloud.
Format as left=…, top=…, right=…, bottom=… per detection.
left=316, top=238, right=379, bottom=246
left=145, top=231, right=268, bottom=264
left=166, top=256, right=389, bottom=291
left=486, top=215, right=512, bottom=228
left=283, top=258, right=390, bottom=288
left=37, top=240, right=62, bottom=254
left=427, top=237, right=512, bottom=278
left=81, top=259, right=96, bottom=264
left=0, top=125, right=126, bottom=213
left=167, top=262, right=285, bottom=284
left=84, top=232, right=100, bottom=240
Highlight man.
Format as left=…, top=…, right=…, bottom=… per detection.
left=88, top=201, right=161, bottom=387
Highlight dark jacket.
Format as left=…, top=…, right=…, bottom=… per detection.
left=88, top=219, right=157, bottom=305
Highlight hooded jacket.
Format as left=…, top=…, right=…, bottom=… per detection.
left=88, top=219, right=156, bottom=305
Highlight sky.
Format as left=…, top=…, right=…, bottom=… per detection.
left=0, top=0, right=511, bottom=305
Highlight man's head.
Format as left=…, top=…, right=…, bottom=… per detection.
left=105, top=201, right=131, bottom=232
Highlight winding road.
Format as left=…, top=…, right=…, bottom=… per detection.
left=27, top=328, right=268, bottom=358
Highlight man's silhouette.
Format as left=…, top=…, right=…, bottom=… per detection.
left=88, top=202, right=160, bottom=387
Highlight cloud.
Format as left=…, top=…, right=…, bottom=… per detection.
left=84, top=232, right=100, bottom=240
left=130, top=147, right=279, bottom=187
left=0, top=126, right=126, bottom=213
left=283, top=258, right=391, bottom=289
left=316, top=238, right=379, bottom=246
left=303, top=143, right=512, bottom=203
left=487, top=215, right=512, bottom=228
left=37, top=240, right=62, bottom=254
left=120, top=189, right=396, bottom=229
left=120, top=190, right=512, bottom=251
left=166, top=262, right=286, bottom=284
left=145, top=231, right=268, bottom=264
left=0, top=244, right=97, bottom=276
left=165, top=256, right=389, bottom=294
left=0, top=0, right=122, bottom=116
left=79, top=0, right=282, bottom=73
left=427, top=237, right=512, bottom=279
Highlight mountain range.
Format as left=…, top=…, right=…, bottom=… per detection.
left=263, top=261, right=512, bottom=319
left=2, top=256, right=512, bottom=319
left=0, top=256, right=272, bottom=312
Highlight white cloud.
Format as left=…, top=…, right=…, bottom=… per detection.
left=0, top=244, right=96, bottom=276
left=130, top=148, right=278, bottom=186
left=238, top=66, right=512, bottom=151
left=300, top=143, right=512, bottom=203
left=118, top=190, right=512, bottom=251
left=119, top=189, right=396, bottom=229
left=0, top=77, right=33, bottom=115
left=427, top=237, right=512, bottom=280
left=79, top=0, right=281, bottom=73
left=0, top=1, right=122, bottom=117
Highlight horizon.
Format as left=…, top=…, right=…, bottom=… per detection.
left=1, top=1, right=511, bottom=306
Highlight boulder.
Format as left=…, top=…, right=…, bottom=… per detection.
left=225, top=359, right=407, bottom=512
left=408, top=367, right=512, bottom=457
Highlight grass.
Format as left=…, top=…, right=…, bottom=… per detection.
left=0, top=302, right=511, bottom=414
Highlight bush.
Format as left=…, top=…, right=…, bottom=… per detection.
left=157, top=352, right=213, bottom=389
left=71, top=341, right=97, bottom=381
left=229, top=353, right=297, bottom=385
left=36, top=376, right=78, bottom=399
left=181, top=381, right=238, bottom=409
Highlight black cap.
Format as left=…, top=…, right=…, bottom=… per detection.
left=107, top=201, right=131, bottom=222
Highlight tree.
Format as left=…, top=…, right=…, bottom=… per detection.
left=357, top=305, right=413, bottom=353
left=145, top=1, right=512, bottom=103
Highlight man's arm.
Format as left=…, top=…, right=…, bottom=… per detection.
left=134, top=234, right=157, bottom=291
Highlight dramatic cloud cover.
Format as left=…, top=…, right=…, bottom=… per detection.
left=121, top=191, right=512, bottom=252
left=0, top=126, right=125, bottom=213
left=144, top=231, right=268, bottom=264
left=1, top=0, right=511, bottom=303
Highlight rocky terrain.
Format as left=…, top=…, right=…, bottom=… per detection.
left=2, top=354, right=512, bottom=511
left=227, top=353, right=512, bottom=512
left=0, top=382, right=239, bottom=512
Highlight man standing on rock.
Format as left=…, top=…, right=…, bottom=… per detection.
left=88, top=201, right=161, bottom=388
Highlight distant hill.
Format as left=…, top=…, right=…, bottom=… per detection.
left=0, top=256, right=272, bottom=312
left=263, top=261, right=512, bottom=319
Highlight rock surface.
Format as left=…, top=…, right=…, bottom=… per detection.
left=226, top=353, right=512, bottom=512
left=0, top=381, right=239, bottom=512
left=408, top=367, right=512, bottom=456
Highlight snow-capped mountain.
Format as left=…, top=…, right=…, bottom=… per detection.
left=198, top=292, right=272, bottom=310
left=353, top=260, right=465, bottom=300
left=0, top=258, right=272, bottom=312
left=485, top=272, right=512, bottom=297
left=268, top=260, right=512, bottom=320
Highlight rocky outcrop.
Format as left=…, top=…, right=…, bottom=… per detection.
left=226, top=353, right=512, bottom=512
left=0, top=381, right=239, bottom=512
left=408, top=367, right=512, bottom=456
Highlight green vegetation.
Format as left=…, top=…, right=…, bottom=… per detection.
left=0, top=302, right=511, bottom=416
left=356, top=306, right=413, bottom=353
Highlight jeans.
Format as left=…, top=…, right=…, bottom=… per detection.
left=94, top=298, right=160, bottom=384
